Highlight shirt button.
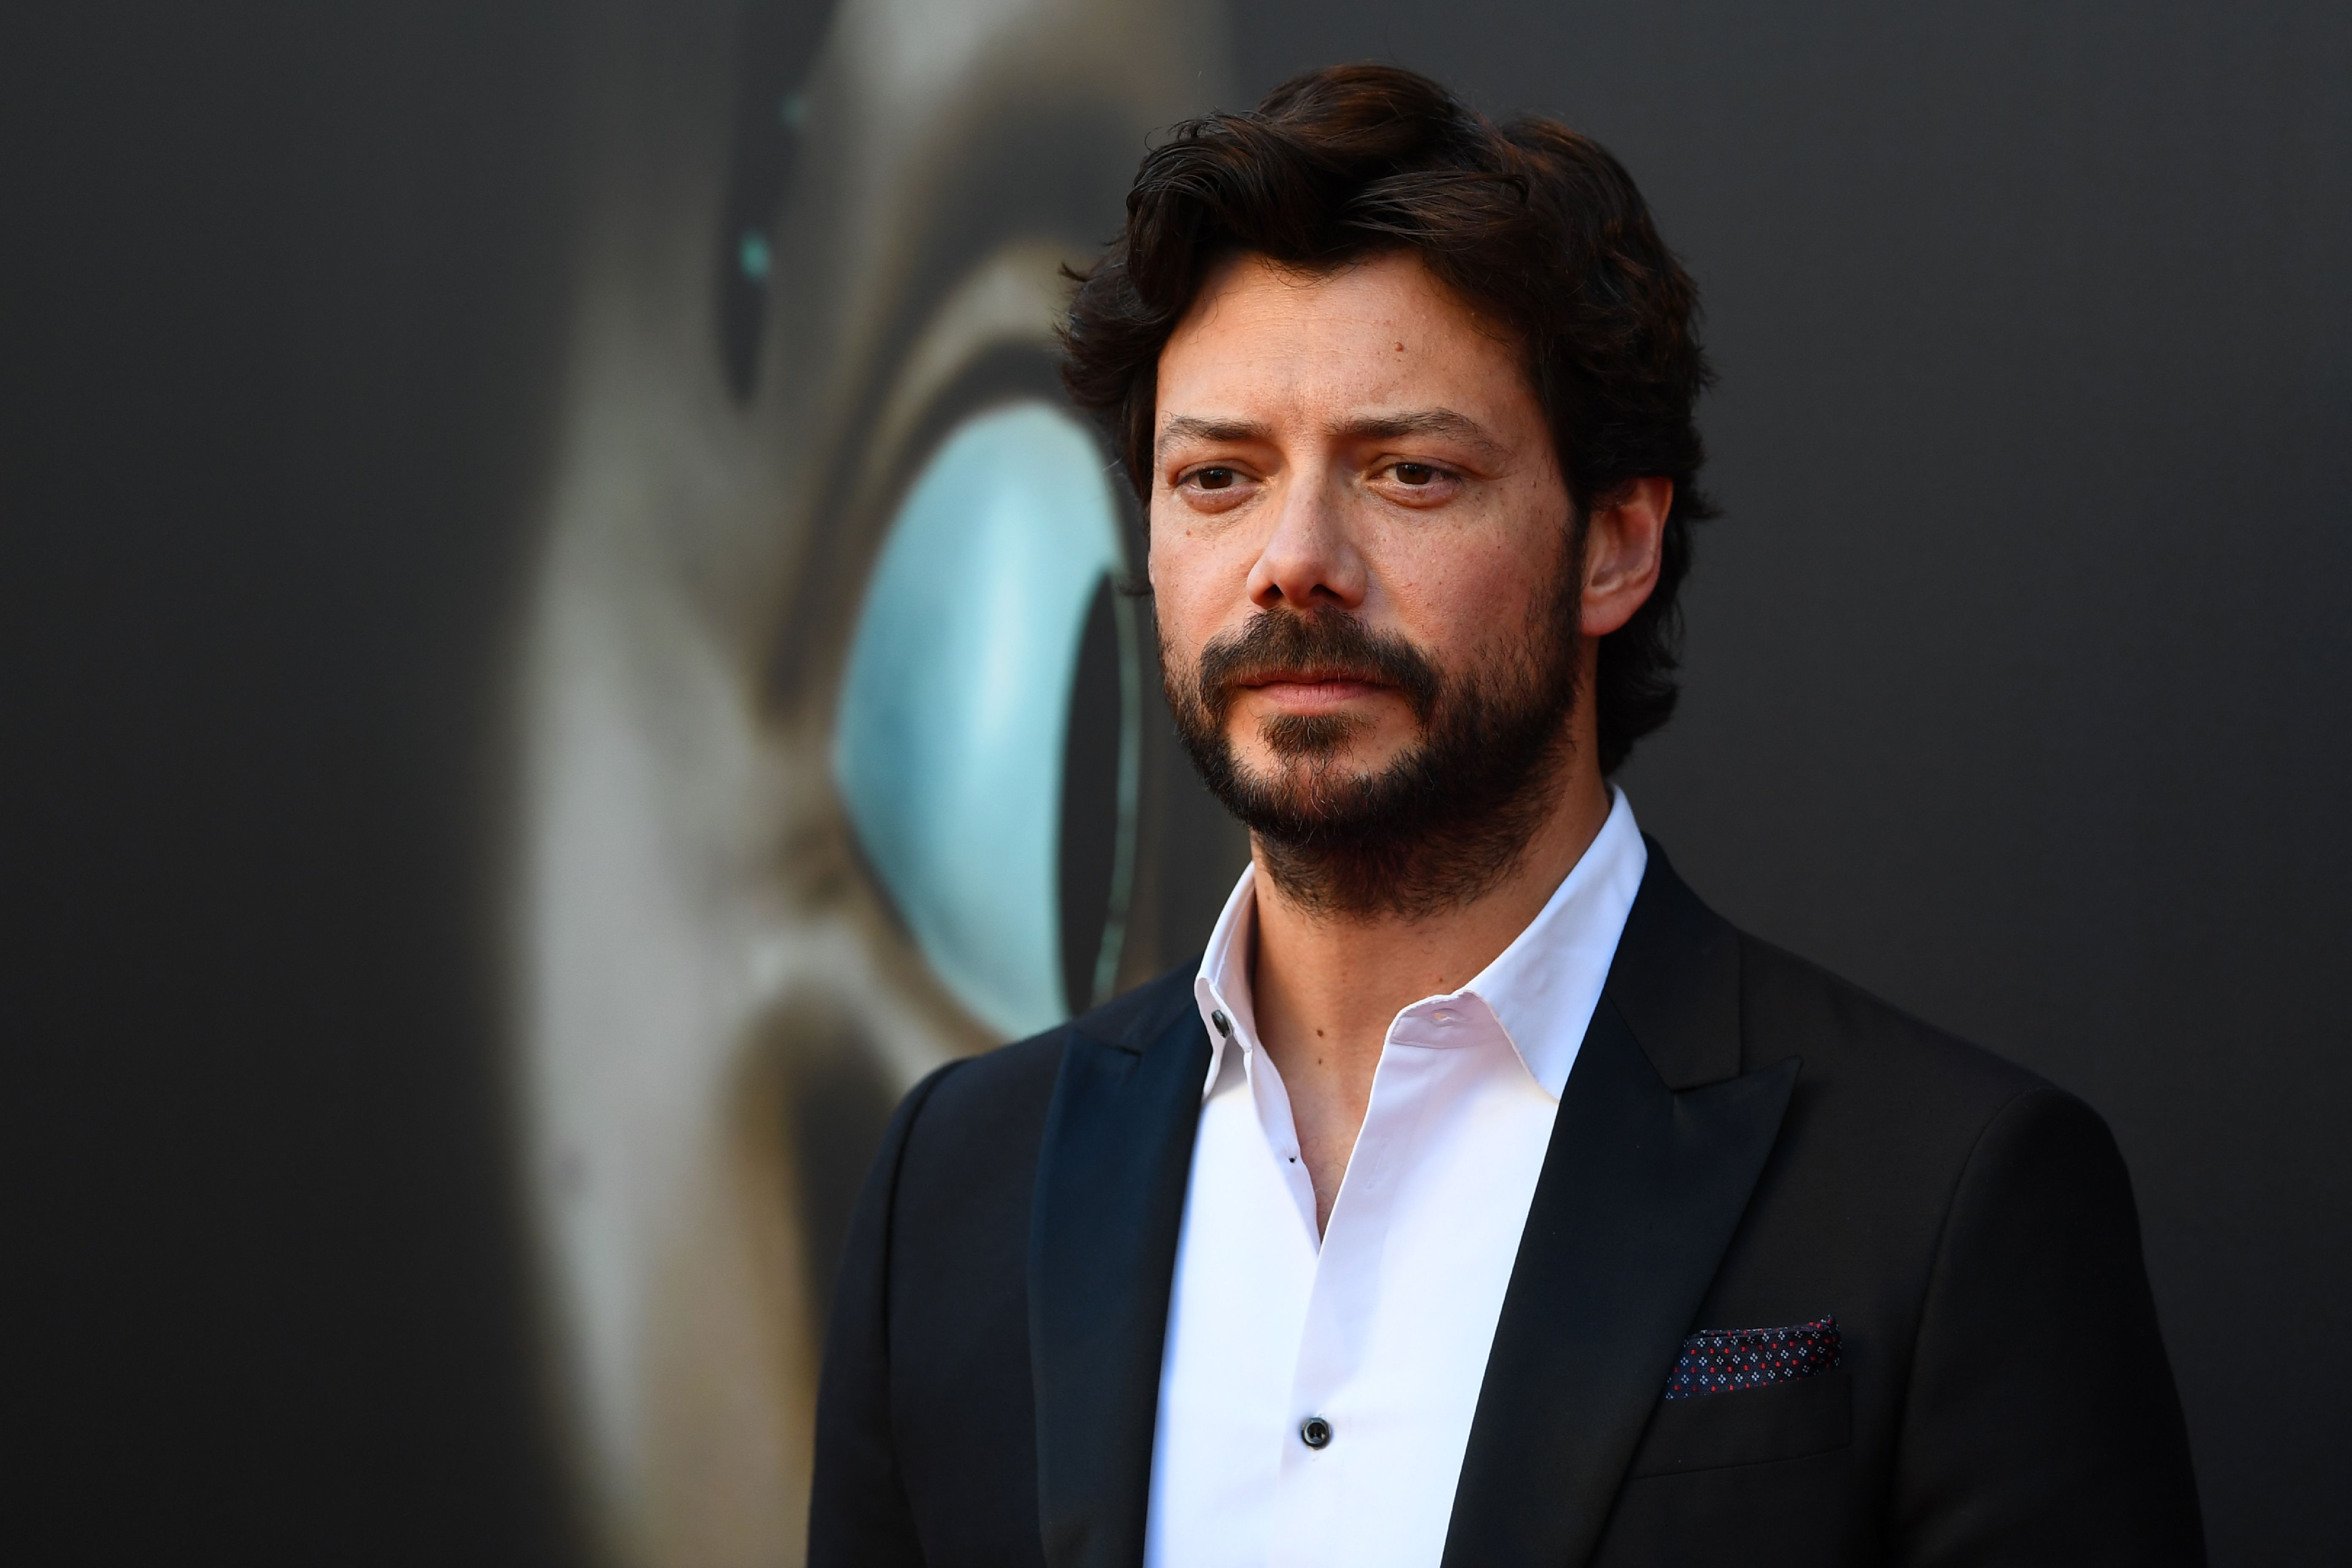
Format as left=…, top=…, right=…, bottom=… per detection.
left=1432, top=1009, right=1456, bottom=1025
left=1210, top=1009, right=1233, bottom=1038
left=1300, top=1416, right=1333, bottom=1449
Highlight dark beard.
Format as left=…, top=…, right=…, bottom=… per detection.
left=1165, top=561, right=1584, bottom=920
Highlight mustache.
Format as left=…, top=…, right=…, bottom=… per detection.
left=1195, top=607, right=1442, bottom=722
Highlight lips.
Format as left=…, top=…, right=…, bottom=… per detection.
left=1228, top=670, right=1396, bottom=721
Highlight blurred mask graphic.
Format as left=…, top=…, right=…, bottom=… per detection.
left=508, top=0, right=1237, bottom=1560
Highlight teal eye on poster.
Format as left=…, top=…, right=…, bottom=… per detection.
left=833, top=400, right=1140, bottom=1040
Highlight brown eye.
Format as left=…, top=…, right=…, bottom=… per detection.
left=1394, top=462, right=1437, bottom=485
left=1193, top=467, right=1236, bottom=491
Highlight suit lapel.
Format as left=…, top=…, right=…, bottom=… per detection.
left=1440, top=848, right=1798, bottom=1568
left=1029, top=973, right=1210, bottom=1568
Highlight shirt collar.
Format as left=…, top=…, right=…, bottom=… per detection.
left=1192, top=863, right=1263, bottom=1097
left=1192, top=787, right=1648, bottom=1102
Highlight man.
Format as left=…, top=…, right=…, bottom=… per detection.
left=810, top=64, right=2201, bottom=1567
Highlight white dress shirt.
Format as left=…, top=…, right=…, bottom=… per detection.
left=1143, top=788, right=1648, bottom=1568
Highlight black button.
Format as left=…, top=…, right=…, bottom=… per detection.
left=1300, top=1416, right=1332, bottom=1449
left=1211, top=1010, right=1233, bottom=1037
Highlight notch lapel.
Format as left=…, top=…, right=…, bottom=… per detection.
left=1440, top=849, right=1798, bottom=1568
left=1029, top=975, right=1210, bottom=1568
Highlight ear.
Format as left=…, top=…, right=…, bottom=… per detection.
left=1580, top=477, right=1672, bottom=638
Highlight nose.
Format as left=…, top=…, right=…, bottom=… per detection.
left=1245, top=472, right=1369, bottom=612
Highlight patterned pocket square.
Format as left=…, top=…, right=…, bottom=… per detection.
left=1663, top=1315, right=1842, bottom=1400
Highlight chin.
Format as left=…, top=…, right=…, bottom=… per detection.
left=1236, top=748, right=1399, bottom=803
left=1236, top=732, right=1388, bottom=773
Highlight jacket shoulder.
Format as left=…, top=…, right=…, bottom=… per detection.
left=1735, top=930, right=2049, bottom=1127
left=900, top=963, right=1200, bottom=1154
left=911, top=1030, right=1062, bottom=1136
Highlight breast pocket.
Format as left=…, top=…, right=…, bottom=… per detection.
left=1626, top=1369, right=1852, bottom=1478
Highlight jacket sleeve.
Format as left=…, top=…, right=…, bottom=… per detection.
left=1892, top=1085, right=2203, bottom=1565
left=806, top=1061, right=962, bottom=1568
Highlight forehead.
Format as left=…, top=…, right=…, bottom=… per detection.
left=1155, top=250, right=1538, bottom=432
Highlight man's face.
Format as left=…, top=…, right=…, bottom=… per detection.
left=1149, top=249, right=1585, bottom=913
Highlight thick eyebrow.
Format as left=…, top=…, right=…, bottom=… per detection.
left=1340, top=408, right=1508, bottom=464
left=1153, top=407, right=1508, bottom=465
left=1154, top=414, right=1271, bottom=462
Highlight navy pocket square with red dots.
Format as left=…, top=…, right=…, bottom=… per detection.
left=1662, top=1315, right=1842, bottom=1400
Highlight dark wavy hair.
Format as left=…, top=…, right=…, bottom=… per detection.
left=1060, top=64, right=1715, bottom=774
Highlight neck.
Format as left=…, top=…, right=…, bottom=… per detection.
left=1245, top=749, right=1613, bottom=1230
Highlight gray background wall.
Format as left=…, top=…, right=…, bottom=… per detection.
left=8, top=2, right=2346, bottom=1562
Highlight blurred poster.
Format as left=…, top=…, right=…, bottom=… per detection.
left=508, top=0, right=1240, bottom=1560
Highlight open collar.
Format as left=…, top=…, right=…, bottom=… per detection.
left=1029, top=842, right=1795, bottom=1568
left=1190, top=788, right=1649, bottom=1104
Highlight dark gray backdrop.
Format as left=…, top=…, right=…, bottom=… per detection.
left=8, top=2, right=2345, bottom=1562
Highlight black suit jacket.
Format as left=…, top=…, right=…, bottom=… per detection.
left=809, top=843, right=2202, bottom=1566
